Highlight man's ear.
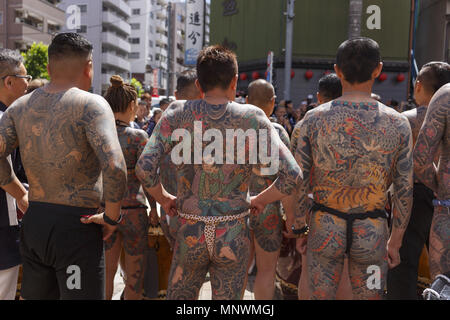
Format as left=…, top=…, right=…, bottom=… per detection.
left=84, top=60, right=93, bottom=78
left=317, top=92, right=323, bottom=105
left=372, top=62, right=383, bottom=80
left=195, top=79, right=204, bottom=95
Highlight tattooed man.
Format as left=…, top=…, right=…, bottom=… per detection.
left=246, top=79, right=290, bottom=299
left=388, top=62, right=450, bottom=299
left=414, top=83, right=450, bottom=279
left=0, top=49, right=30, bottom=300
left=160, top=69, right=203, bottom=248
left=136, top=46, right=301, bottom=300
left=0, top=33, right=127, bottom=299
left=291, top=38, right=413, bottom=299
left=289, top=72, right=353, bottom=300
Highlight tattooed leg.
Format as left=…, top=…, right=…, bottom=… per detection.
left=159, top=208, right=176, bottom=249
left=167, top=220, right=210, bottom=300
left=253, top=238, right=281, bottom=300
left=210, top=219, right=251, bottom=300
left=348, top=218, right=389, bottom=300
left=429, top=207, right=450, bottom=278
left=119, top=209, right=149, bottom=300
left=307, top=211, right=346, bottom=300
left=105, top=230, right=122, bottom=300
left=250, top=204, right=283, bottom=299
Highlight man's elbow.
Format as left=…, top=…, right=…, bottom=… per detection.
left=104, top=158, right=127, bottom=202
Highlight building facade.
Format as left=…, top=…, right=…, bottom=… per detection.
left=415, top=0, right=450, bottom=68
left=59, top=0, right=132, bottom=95
left=0, top=0, right=65, bottom=50
left=168, top=1, right=188, bottom=96
left=211, top=0, right=413, bottom=103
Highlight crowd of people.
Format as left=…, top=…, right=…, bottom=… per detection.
left=0, top=32, right=448, bottom=301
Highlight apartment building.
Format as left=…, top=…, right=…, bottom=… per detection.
left=0, top=0, right=65, bottom=50
left=167, top=1, right=187, bottom=95
left=59, top=0, right=132, bottom=94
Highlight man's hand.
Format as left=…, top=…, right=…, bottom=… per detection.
left=80, top=213, right=118, bottom=241
left=250, top=195, right=266, bottom=216
left=161, top=193, right=177, bottom=217
left=296, top=237, right=307, bottom=255
left=387, top=239, right=401, bottom=269
left=149, top=207, right=159, bottom=226
left=17, top=193, right=28, bottom=214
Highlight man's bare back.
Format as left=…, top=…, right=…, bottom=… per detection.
left=294, top=98, right=413, bottom=299
left=0, top=87, right=127, bottom=208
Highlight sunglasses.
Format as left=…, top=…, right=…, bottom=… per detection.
left=1, top=74, right=33, bottom=82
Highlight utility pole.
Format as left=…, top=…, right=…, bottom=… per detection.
left=167, top=2, right=174, bottom=96
left=348, top=0, right=363, bottom=39
left=284, top=0, right=295, bottom=101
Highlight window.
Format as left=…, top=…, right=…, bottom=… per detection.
left=149, top=40, right=153, bottom=47
left=148, top=54, right=153, bottom=61
left=132, top=8, right=141, bottom=15
left=0, top=12, right=3, bottom=25
left=129, top=38, right=140, bottom=44
left=130, top=23, right=140, bottom=30
left=129, top=52, right=140, bottom=59
left=76, top=25, right=87, bottom=33
left=149, top=26, right=153, bottom=34
left=78, top=5, right=87, bottom=13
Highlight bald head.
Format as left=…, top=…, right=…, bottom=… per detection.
left=247, top=79, right=276, bottom=116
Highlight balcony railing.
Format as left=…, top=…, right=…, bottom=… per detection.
left=102, top=52, right=131, bottom=72
left=102, top=32, right=131, bottom=54
left=103, top=11, right=131, bottom=35
left=103, top=0, right=131, bottom=18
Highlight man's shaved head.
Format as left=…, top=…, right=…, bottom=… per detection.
left=175, top=69, right=201, bottom=100
left=247, top=79, right=275, bottom=112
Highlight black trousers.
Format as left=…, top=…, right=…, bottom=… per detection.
left=387, top=183, right=434, bottom=300
left=20, top=202, right=104, bottom=300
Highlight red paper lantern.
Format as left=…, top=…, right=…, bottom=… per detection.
left=291, top=70, right=295, bottom=79
left=252, top=71, right=260, bottom=80
left=240, top=73, right=248, bottom=81
left=305, top=70, right=313, bottom=80
left=396, top=73, right=405, bottom=83
left=378, top=73, right=388, bottom=82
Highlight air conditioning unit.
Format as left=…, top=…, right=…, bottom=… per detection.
left=16, top=9, right=29, bottom=19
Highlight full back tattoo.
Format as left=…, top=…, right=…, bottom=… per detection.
left=136, top=99, right=300, bottom=299
left=414, top=84, right=450, bottom=277
left=0, top=87, right=127, bottom=208
left=294, top=100, right=413, bottom=299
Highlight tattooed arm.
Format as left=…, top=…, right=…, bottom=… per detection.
left=0, top=109, right=28, bottom=212
left=136, top=107, right=177, bottom=216
left=83, top=96, right=127, bottom=222
left=251, top=112, right=302, bottom=214
left=292, top=116, right=313, bottom=228
left=389, top=117, right=414, bottom=256
left=414, top=86, right=448, bottom=193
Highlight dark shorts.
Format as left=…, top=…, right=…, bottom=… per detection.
left=20, top=202, right=104, bottom=300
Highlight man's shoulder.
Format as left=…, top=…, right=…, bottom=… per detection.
left=228, top=101, right=266, bottom=118
left=125, top=126, right=149, bottom=141
left=378, top=102, right=410, bottom=124
left=75, top=89, right=108, bottom=108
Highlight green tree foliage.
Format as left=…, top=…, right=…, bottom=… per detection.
left=130, top=78, right=144, bottom=97
left=21, top=42, right=49, bottom=80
